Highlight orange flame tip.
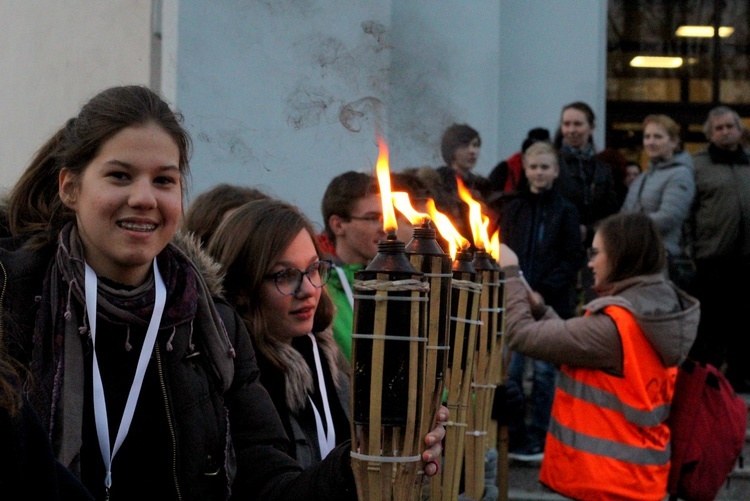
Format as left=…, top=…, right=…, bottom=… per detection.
left=426, top=199, right=470, bottom=260
left=392, top=192, right=431, bottom=225
left=456, top=176, right=494, bottom=250
left=489, top=230, right=500, bottom=262
left=375, top=135, right=398, bottom=234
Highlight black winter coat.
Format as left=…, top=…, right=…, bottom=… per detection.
left=498, top=189, right=584, bottom=319
left=256, top=334, right=351, bottom=470
left=0, top=238, right=356, bottom=501
left=0, top=392, right=94, bottom=500
left=555, top=150, right=619, bottom=247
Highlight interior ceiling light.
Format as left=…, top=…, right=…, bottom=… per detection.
left=630, top=56, right=683, bottom=68
left=675, top=25, right=734, bottom=38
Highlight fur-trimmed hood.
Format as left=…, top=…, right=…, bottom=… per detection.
left=273, top=329, right=349, bottom=414
left=170, top=229, right=225, bottom=298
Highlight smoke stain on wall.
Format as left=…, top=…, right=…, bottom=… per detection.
left=284, top=19, right=392, bottom=137
left=284, top=80, right=336, bottom=130
left=194, top=116, right=260, bottom=167
left=387, top=14, right=454, bottom=167
left=360, top=20, right=390, bottom=51
left=339, top=96, right=384, bottom=133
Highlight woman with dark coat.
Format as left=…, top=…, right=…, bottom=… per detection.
left=553, top=101, right=620, bottom=303
left=0, top=85, right=446, bottom=500
left=207, top=199, right=352, bottom=469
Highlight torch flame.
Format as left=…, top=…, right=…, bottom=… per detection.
left=426, top=199, right=470, bottom=259
left=375, top=135, right=398, bottom=235
left=489, top=229, right=500, bottom=262
left=392, top=191, right=430, bottom=225
left=456, top=176, right=492, bottom=251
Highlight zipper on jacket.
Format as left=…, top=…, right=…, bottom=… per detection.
left=156, top=342, right=182, bottom=500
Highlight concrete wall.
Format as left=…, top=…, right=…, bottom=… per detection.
left=0, top=0, right=152, bottom=193
left=386, top=1, right=501, bottom=174
left=497, top=0, right=608, bottom=159
left=0, top=0, right=607, bottom=231
left=176, top=0, right=393, bottom=228
left=176, top=0, right=606, bottom=227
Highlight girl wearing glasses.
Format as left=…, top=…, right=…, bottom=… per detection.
left=208, top=199, right=349, bottom=469
left=0, top=85, right=443, bottom=500
left=208, top=198, right=448, bottom=473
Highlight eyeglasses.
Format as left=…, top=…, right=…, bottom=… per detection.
left=348, top=214, right=383, bottom=225
left=264, top=260, right=333, bottom=296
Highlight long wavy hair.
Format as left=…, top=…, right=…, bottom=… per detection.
left=207, top=198, right=335, bottom=372
left=0, top=353, right=22, bottom=417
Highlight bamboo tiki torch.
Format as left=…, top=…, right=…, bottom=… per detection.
left=464, top=246, right=501, bottom=499
left=431, top=246, right=482, bottom=501
left=349, top=137, right=431, bottom=501
left=453, top=177, right=501, bottom=499
left=394, top=193, right=453, bottom=499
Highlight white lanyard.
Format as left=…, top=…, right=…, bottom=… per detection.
left=334, top=266, right=354, bottom=309
left=85, top=259, right=166, bottom=492
left=307, top=333, right=336, bottom=459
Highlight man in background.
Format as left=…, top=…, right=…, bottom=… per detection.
left=688, top=105, right=750, bottom=392
left=432, top=123, right=493, bottom=246
left=319, top=171, right=384, bottom=360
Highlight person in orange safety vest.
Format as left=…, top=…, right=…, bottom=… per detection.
left=498, top=212, right=700, bottom=501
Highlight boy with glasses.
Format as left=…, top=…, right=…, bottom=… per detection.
left=319, top=171, right=384, bottom=360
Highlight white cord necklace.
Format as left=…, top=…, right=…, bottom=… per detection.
left=85, top=258, right=166, bottom=495
left=334, top=265, right=354, bottom=308
left=307, top=333, right=336, bottom=459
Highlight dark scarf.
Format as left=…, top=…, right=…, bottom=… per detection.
left=27, top=222, right=235, bottom=465
left=708, top=143, right=750, bottom=166
left=560, top=142, right=596, bottom=160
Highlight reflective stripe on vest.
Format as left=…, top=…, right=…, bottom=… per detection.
left=548, top=414, right=671, bottom=466
left=557, top=371, right=671, bottom=428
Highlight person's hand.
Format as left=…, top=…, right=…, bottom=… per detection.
left=498, top=243, right=519, bottom=267
left=422, top=405, right=449, bottom=476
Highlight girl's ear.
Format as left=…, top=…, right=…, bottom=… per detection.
left=59, top=168, right=78, bottom=208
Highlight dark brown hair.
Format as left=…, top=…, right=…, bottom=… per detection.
left=596, top=212, right=666, bottom=284
left=183, top=183, right=270, bottom=247
left=8, top=85, right=191, bottom=248
left=440, top=123, right=481, bottom=165
left=321, top=171, right=379, bottom=243
left=554, top=101, right=596, bottom=149
left=208, top=199, right=334, bottom=371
